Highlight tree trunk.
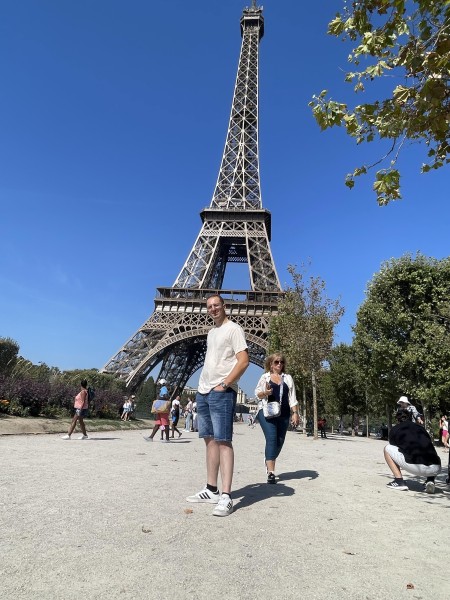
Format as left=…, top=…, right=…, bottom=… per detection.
left=365, top=390, right=369, bottom=438
left=302, top=384, right=307, bottom=435
left=386, top=402, right=391, bottom=433
left=312, top=370, right=318, bottom=440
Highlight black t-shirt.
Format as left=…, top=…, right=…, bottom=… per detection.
left=389, top=421, right=441, bottom=466
left=268, top=380, right=290, bottom=418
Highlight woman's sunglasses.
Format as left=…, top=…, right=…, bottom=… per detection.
left=273, top=360, right=284, bottom=365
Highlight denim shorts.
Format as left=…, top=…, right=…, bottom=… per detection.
left=196, top=389, right=237, bottom=442
left=75, top=408, right=88, bottom=417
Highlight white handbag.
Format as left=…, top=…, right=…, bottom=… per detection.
left=262, top=399, right=281, bottom=419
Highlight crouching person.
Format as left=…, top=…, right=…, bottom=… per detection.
left=384, top=408, right=441, bottom=493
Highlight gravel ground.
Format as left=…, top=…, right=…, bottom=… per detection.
left=1, top=422, right=449, bottom=600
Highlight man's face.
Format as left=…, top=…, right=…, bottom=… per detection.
left=206, top=296, right=226, bottom=323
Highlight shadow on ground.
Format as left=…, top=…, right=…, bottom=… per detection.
left=233, top=469, right=318, bottom=512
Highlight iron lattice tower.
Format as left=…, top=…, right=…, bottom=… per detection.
left=102, top=3, right=282, bottom=394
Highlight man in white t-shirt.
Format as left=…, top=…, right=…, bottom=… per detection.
left=186, top=294, right=249, bottom=517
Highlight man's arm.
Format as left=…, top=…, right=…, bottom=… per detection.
left=214, top=349, right=249, bottom=390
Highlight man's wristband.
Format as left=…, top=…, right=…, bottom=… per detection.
left=220, top=382, right=227, bottom=390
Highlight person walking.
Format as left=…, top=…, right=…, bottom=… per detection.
left=121, top=397, right=131, bottom=421
left=184, top=399, right=193, bottom=432
left=170, top=396, right=182, bottom=439
left=439, top=415, right=449, bottom=451
left=62, top=379, right=89, bottom=440
left=384, top=408, right=441, bottom=492
left=186, top=294, right=249, bottom=517
left=318, top=417, right=327, bottom=439
left=255, top=353, right=299, bottom=483
left=192, top=399, right=198, bottom=432
left=143, top=379, right=171, bottom=442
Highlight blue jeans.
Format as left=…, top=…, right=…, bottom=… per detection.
left=185, top=413, right=192, bottom=430
left=196, top=389, right=237, bottom=442
left=257, top=411, right=290, bottom=461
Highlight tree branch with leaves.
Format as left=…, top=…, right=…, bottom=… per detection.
left=310, top=0, right=450, bottom=205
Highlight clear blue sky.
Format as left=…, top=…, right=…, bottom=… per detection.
left=1, top=1, right=448, bottom=396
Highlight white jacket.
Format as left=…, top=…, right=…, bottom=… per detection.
left=254, top=372, right=298, bottom=412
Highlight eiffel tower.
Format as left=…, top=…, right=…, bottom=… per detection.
left=102, top=2, right=282, bottom=394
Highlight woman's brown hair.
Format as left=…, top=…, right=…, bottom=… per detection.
left=264, top=352, right=287, bottom=373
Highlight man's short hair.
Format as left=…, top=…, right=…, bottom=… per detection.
left=206, top=293, right=225, bottom=305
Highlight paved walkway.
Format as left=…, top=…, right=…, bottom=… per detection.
left=1, top=425, right=449, bottom=599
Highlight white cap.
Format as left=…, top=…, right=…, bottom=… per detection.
left=397, top=395, right=410, bottom=405
left=158, top=379, right=167, bottom=385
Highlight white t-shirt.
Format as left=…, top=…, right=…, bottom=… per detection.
left=198, top=319, right=247, bottom=394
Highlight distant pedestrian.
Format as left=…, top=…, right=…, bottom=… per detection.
left=171, top=396, right=182, bottom=439
left=318, top=417, right=327, bottom=439
left=143, top=379, right=171, bottom=442
left=130, top=395, right=136, bottom=419
left=62, top=379, right=89, bottom=440
left=192, top=400, right=198, bottom=432
left=397, top=395, right=423, bottom=425
left=255, top=352, right=299, bottom=484
left=439, top=415, right=449, bottom=451
left=184, top=399, right=193, bottom=432
left=384, top=408, right=441, bottom=493
left=121, top=397, right=131, bottom=421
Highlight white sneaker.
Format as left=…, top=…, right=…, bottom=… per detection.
left=78, top=435, right=89, bottom=440
left=143, top=436, right=153, bottom=441
left=212, top=494, right=233, bottom=517
left=186, top=487, right=220, bottom=504
left=61, top=434, right=71, bottom=440
left=425, top=481, right=435, bottom=494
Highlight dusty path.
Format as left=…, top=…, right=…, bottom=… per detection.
left=1, top=423, right=449, bottom=599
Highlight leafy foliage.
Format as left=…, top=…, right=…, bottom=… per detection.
left=310, top=0, right=450, bottom=204
left=353, top=253, right=450, bottom=417
left=134, top=377, right=156, bottom=418
left=0, top=337, right=20, bottom=375
left=325, top=343, right=366, bottom=417
left=0, top=365, right=127, bottom=419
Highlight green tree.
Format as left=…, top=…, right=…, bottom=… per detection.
left=353, top=253, right=450, bottom=422
left=134, top=377, right=156, bottom=417
left=0, top=337, right=20, bottom=375
left=325, top=343, right=366, bottom=435
left=310, top=0, right=450, bottom=205
left=269, top=265, right=344, bottom=438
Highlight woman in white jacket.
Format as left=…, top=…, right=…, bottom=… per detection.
left=255, top=352, right=299, bottom=483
